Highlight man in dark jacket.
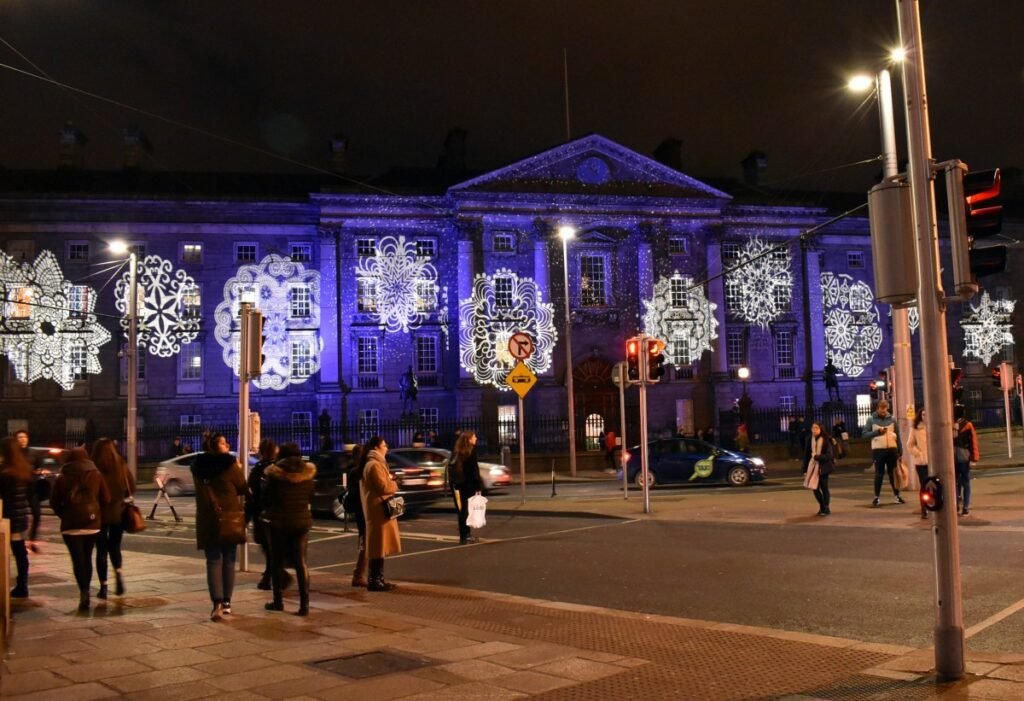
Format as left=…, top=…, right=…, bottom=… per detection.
left=262, top=443, right=315, bottom=615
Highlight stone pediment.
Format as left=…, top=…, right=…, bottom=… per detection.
left=449, top=134, right=731, bottom=200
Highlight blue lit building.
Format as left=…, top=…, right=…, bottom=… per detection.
left=0, top=134, right=1016, bottom=454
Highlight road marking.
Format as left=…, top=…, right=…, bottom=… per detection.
left=309, top=518, right=639, bottom=571
left=122, top=533, right=196, bottom=543
left=964, top=595, right=1024, bottom=639
left=307, top=534, right=357, bottom=544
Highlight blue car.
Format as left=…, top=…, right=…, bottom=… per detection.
left=626, top=438, right=766, bottom=487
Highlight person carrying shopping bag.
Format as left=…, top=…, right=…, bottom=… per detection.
left=449, top=430, right=484, bottom=545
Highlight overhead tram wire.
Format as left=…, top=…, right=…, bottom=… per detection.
left=0, top=59, right=450, bottom=213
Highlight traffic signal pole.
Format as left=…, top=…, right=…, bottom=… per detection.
left=897, top=0, right=964, bottom=679
left=238, top=301, right=252, bottom=572
left=637, top=337, right=651, bottom=514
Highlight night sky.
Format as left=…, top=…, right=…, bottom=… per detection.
left=2, top=1, right=1022, bottom=194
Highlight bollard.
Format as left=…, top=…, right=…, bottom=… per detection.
left=550, top=458, right=557, bottom=497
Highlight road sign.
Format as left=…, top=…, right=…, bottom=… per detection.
left=508, top=332, right=535, bottom=361
left=505, top=361, right=537, bottom=398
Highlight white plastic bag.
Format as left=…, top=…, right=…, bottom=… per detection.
left=466, top=493, right=488, bottom=529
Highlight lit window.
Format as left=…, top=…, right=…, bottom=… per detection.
left=357, top=337, right=378, bottom=375
left=357, top=278, right=377, bottom=312
left=670, top=277, right=689, bottom=309
left=415, top=240, right=436, bottom=258
left=182, top=244, right=203, bottom=264
left=356, top=238, right=377, bottom=257
left=672, top=336, right=694, bottom=366
left=289, top=285, right=311, bottom=318
left=179, top=343, right=203, bottom=380
left=291, top=339, right=313, bottom=377
left=415, top=280, right=437, bottom=312
left=498, top=404, right=518, bottom=445
left=7, top=287, right=32, bottom=319
left=68, top=286, right=90, bottom=319
left=181, top=285, right=201, bottom=319
left=70, top=342, right=89, bottom=381
left=580, top=255, right=606, bottom=307
left=725, top=279, right=742, bottom=313
left=289, top=243, right=312, bottom=263
left=235, top=243, right=257, bottom=263
left=493, top=233, right=516, bottom=253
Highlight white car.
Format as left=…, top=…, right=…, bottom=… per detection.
left=154, top=451, right=257, bottom=497
left=387, top=447, right=512, bottom=491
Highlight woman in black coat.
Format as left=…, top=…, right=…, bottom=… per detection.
left=449, top=430, right=483, bottom=545
left=343, top=445, right=367, bottom=587
left=0, top=437, right=33, bottom=598
left=262, top=442, right=315, bottom=615
left=246, top=438, right=279, bottom=591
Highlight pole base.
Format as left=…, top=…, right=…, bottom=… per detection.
left=933, top=625, right=965, bottom=681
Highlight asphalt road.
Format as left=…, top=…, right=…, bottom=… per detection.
left=34, top=467, right=1024, bottom=657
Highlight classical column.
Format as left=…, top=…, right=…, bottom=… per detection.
left=804, top=246, right=827, bottom=406
left=705, top=240, right=728, bottom=376
left=457, top=237, right=475, bottom=380
left=317, top=227, right=340, bottom=388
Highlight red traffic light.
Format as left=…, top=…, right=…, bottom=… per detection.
left=920, top=476, right=944, bottom=512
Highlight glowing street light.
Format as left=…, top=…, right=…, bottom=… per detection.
left=110, top=239, right=138, bottom=479
left=558, top=225, right=577, bottom=476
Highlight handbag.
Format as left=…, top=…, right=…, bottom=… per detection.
left=895, top=460, right=910, bottom=490
left=204, top=481, right=246, bottom=545
left=382, top=495, right=405, bottom=520
left=121, top=471, right=146, bottom=534
left=803, top=460, right=819, bottom=490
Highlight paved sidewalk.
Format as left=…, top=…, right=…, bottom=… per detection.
left=4, top=545, right=1024, bottom=699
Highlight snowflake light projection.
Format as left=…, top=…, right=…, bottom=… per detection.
left=459, top=269, right=557, bottom=390
left=726, top=236, right=792, bottom=329
left=115, top=254, right=199, bottom=357
left=356, top=235, right=438, bottom=333
left=641, top=273, right=718, bottom=366
left=0, top=250, right=111, bottom=390
left=214, top=254, right=322, bottom=390
left=820, top=272, right=883, bottom=378
left=961, top=292, right=1015, bottom=365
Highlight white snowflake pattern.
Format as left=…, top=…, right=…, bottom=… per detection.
left=641, top=273, right=718, bottom=366
left=458, top=270, right=557, bottom=389
left=820, top=272, right=883, bottom=378
left=115, top=254, right=199, bottom=357
left=962, top=292, right=1015, bottom=366
left=214, top=254, right=322, bottom=390
left=356, top=236, right=439, bottom=333
left=0, top=250, right=111, bottom=390
left=726, top=236, right=792, bottom=329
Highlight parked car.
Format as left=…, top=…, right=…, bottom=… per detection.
left=625, top=438, right=766, bottom=487
left=309, top=448, right=448, bottom=519
left=153, top=451, right=257, bottom=497
left=387, top=447, right=512, bottom=492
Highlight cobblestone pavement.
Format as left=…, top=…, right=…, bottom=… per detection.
left=5, top=545, right=1024, bottom=700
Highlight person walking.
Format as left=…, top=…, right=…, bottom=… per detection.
left=907, top=408, right=930, bottom=519
left=802, top=422, right=836, bottom=516
left=0, top=437, right=33, bottom=598
left=449, top=430, right=484, bottom=545
left=49, top=447, right=110, bottom=611
left=246, top=438, right=279, bottom=591
left=831, top=417, right=848, bottom=460
left=735, top=423, right=750, bottom=453
left=954, top=407, right=980, bottom=516
left=262, top=443, right=315, bottom=616
left=344, top=444, right=367, bottom=587
left=191, top=433, right=247, bottom=621
left=360, top=436, right=401, bottom=592
left=14, top=429, right=43, bottom=548
left=92, top=438, right=135, bottom=599
left=864, top=400, right=904, bottom=507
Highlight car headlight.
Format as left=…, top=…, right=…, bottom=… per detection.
left=489, top=467, right=507, bottom=475
left=750, top=458, right=765, bottom=467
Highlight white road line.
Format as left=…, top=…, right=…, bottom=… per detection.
left=307, top=534, right=357, bottom=544
left=964, top=596, right=1024, bottom=639
left=121, top=533, right=196, bottom=543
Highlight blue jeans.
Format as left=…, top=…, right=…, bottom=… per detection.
left=204, top=545, right=237, bottom=604
left=955, top=459, right=971, bottom=511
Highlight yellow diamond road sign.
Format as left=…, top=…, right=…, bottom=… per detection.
left=505, top=361, right=537, bottom=398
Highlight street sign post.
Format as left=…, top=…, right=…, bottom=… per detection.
left=613, top=361, right=628, bottom=499
left=505, top=335, right=536, bottom=504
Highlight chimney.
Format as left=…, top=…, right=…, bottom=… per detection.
left=330, top=133, right=348, bottom=173
left=437, top=128, right=467, bottom=174
left=121, top=126, right=153, bottom=170
left=653, top=138, right=684, bottom=172
left=57, top=121, right=87, bottom=170
left=741, top=150, right=768, bottom=186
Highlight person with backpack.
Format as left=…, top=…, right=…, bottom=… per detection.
left=342, top=445, right=367, bottom=587
left=954, top=406, right=980, bottom=516
left=261, top=442, right=316, bottom=615
left=92, top=438, right=135, bottom=599
left=49, top=447, right=111, bottom=611
left=191, top=433, right=247, bottom=621
left=0, top=437, right=33, bottom=598
left=449, top=430, right=483, bottom=545
left=246, top=438, right=279, bottom=591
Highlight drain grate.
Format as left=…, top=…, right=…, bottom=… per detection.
left=311, top=650, right=436, bottom=679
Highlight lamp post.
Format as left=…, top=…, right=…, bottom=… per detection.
left=558, top=225, right=577, bottom=477
left=110, top=241, right=138, bottom=480
left=737, top=366, right=752, bottom=428
left=849, top=62, right=916, bottom=486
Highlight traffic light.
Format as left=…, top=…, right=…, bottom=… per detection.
left=947, top=163, right=1005, bottom=299
left=646, top=338, right=666, bottom=383
left=950, top=366, right=963, bottom=405
left=920, top=476, right=944, bottom=512
left=993, top=366, right=1003, bottom=388
left=998, top=361, right=1014, bottom=392
left=625, top=337, right=641, bottom=383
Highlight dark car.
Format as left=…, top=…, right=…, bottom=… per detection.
left=27, top=446, right=69, bottom=500
left=309, top=448, right=446, bottom=519
left=625, top=438, right=766, bottom=487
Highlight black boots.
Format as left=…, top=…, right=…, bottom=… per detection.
left=367, top=558, right=394, bottom=592
left=115, top=570, right=126, bottom=596
left=78, top=589, right=90, bottom=611
left=97, top=583, right=108, bottom=600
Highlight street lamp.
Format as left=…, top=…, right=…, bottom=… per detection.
left=109, top=240, right=138, bottom=480
left=737, top=366, right=752, bottom=428
left=558, top=225, right=577, bottom=477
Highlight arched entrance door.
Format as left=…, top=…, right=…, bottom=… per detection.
left=573, top=357, right=616, bottom=451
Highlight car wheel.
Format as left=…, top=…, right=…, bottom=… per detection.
left=164, top=479, right=184, bottom=497
left=633, top=470, right=656, bottom=488
left=727, top=466, right=751, bottom=487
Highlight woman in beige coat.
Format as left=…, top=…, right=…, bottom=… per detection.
left=359, top=436, right=401, bottom=591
